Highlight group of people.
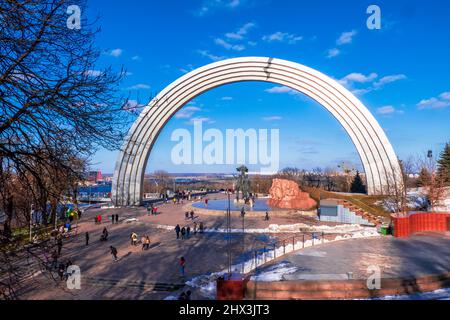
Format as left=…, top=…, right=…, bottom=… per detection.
left=184, top=210, right=195, bottom=220
left=57, top=259, right=73, bottom=281
left=129, top=232, right=151, bottom=250
left=49, top=236, right=74, bottom=281
left=110, top=214, right=120, bottom=224
left=174, top=221, right=204, bottom=240
left=146, top=204, right=158, bottom=216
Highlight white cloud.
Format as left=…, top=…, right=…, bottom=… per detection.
left=229, top=0, right=240, bottom=8
left=336, top=30, right=357, bottom=45
left=225, top=22, right=255, bottom=40
left=214, top=38, right=245, bottom=51
left=373, top=74, right=407, bottom=88
left=339, top=72, right=378, bottom=86
left=221, top=96, right=233, bottom=101
left=339, top=72, right=407, bottom=95
left=175, top=106, right=201, bottom=119
left=131, top=55, right=141, bottom=61
left=439, top=92, right=450, bottom=100
left=189, top=117, right=215, bottom=124
left=198, top=50, right=225, bottom=61
left=126, top=84, right=151, bottom=90
left=351, top=88, right=372, bottom=96
left=326, top=48, right=340, bottom=58
left=262, top=32, right=303, bottom=44
left=123, top=100, right=145, bottom=113
left=108, top=48, right=123, bottom=57
left=417, top=92, right=450, bottom=110
left=179, top=64, right=194, bottom=74
left=376, top=105, right=395, bottom=115
left=262, top=116, right=283, bottom=121
left=265, top=86, right=298, bottom=95
left=195, top=0, right=243, bottom=16
left=84, top=70, right=103, bottom=77
left=326, top=30, right=357, bottom=58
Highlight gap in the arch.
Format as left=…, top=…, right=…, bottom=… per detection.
left=145, top=81, right=362, bottom=175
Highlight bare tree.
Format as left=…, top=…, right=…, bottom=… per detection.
left=0, top=0, right=131, bottom=298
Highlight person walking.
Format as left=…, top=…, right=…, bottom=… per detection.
left=97, top=214, right=102, bottom=224
left=190, top=211, right=194, bottom=220
left=179, top=257, right=186, bottom=277
left=130, top=232, right=138, bottom=246
left=199, top=222, right=204, bottom=233
left=175, top=224, right=181, bottom=239
left=58, top=262, right=66, bottom=281
left=57, top=237, right=63, bottom=256
left=145, top=236, right=150, bottom=250
left=110, top=246, right=118, bottom=261
left=264, top=211, right=270, bottom=221
left=115, top=214, right=119, bottom=224
left=186, top=226, right=191, bottom=239
left=193, top=222, right=197, bottom=235
left=185, top=212, right=189, bottom=220
left=85, top=232, right=89, bottom=246
left=180, top=227, right=186, bottom=240
left=51, top=250, right=58, bottom=269
left=100, top=227, right=108, bottom=241
left=141, top=235, right=147, bottom=250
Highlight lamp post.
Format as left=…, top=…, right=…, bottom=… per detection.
left=29, top=204, right=34, bottom=243
left=241, top=207, right=246, bottom=273
left=226, top=188, right=232, bottom=277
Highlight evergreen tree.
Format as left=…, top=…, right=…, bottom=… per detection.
left=436, top=143, right=450, bottom=185
left=416, top=167, right=431, bottom=187
left=350, top=171, right=367, bottom=193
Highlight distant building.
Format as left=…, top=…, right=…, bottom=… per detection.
left=87, top=170, right=102, bottom=183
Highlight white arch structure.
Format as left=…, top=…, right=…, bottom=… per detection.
left=112, top=57, right=402, bottom=206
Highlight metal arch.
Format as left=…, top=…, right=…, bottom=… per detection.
left=112, top=57, right=402, bottom=206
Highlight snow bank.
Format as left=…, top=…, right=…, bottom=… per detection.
left=153, top=222, right=378, bottom=235
left=250, top=263, right=298, bottom=281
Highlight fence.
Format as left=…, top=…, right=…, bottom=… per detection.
left=233, top=231, right=355, bottom=275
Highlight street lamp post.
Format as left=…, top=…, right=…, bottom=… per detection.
left=226, top=189, right=232, bottom=276
left=29, top=204, right=34, bottom=243
left=241, top=207, right=246, bottom=273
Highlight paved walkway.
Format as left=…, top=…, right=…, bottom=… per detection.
left=13, top=194, right=450, bottom=300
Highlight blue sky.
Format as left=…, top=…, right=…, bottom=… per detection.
left=85, top=0, right=450, bottom=174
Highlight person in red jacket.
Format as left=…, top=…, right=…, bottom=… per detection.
left=179, top=257, right=186, bottom=277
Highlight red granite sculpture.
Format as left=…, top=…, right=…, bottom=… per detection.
left=268, top=178, right=317, bottom=210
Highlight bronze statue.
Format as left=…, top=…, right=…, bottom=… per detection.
left=234, top=165, right=251, bottom=204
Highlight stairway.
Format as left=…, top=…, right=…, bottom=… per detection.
left=319, top=198, right=382, bottom=226
left=337, top=199, right=383, bottom=226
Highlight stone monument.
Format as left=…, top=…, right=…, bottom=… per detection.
left=268, top=178, right=317, bottom=210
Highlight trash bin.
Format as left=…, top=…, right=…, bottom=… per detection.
left=380, top=224, right=389, bottom=235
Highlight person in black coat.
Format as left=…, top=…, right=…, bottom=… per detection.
left=110, top=246, right=118, bottom=261
left=175, top=224, right=181, bottom=239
